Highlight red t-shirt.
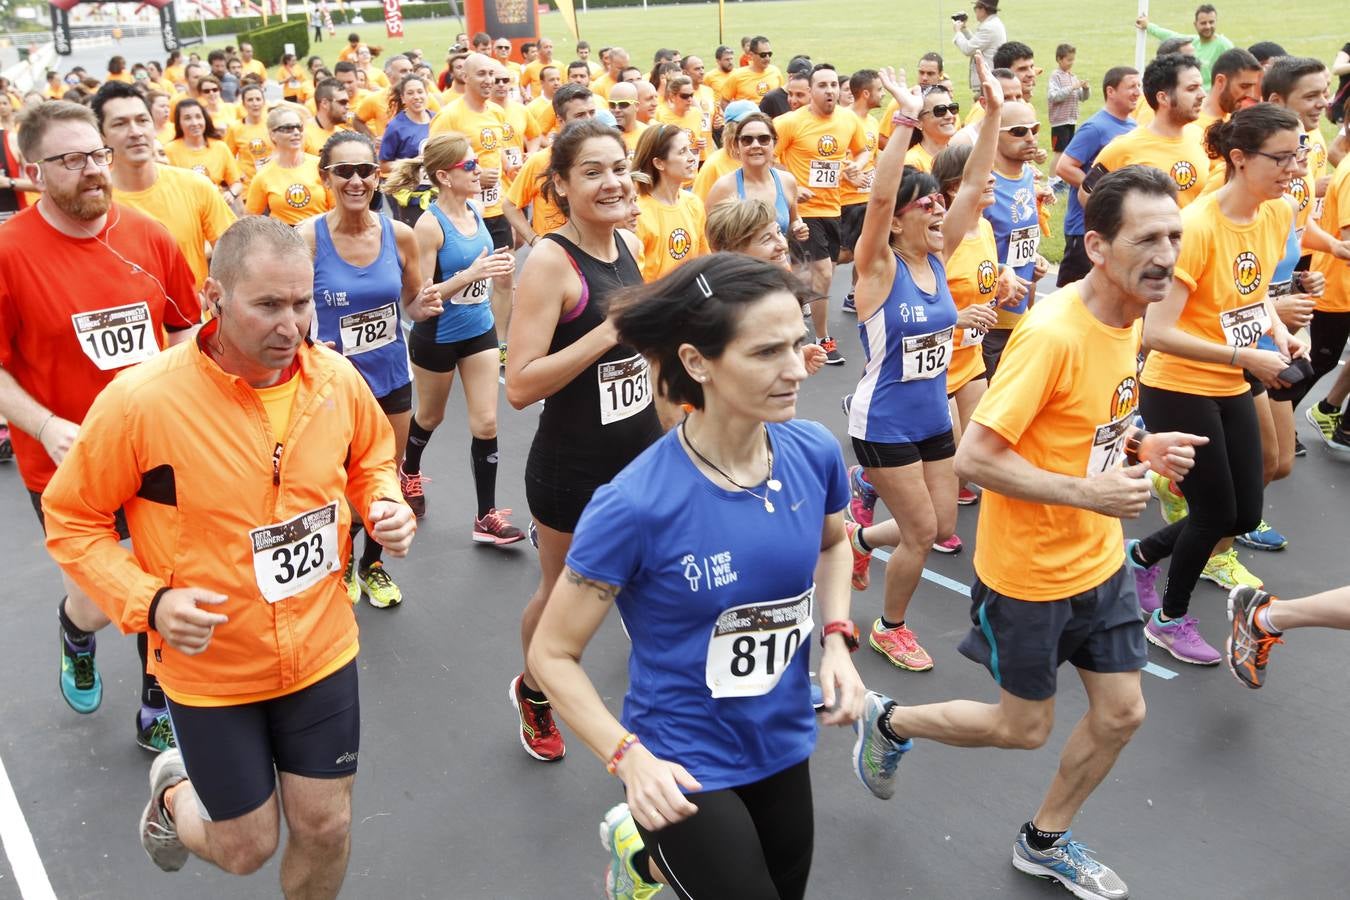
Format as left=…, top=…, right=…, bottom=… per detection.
left=0, top=203, right=199, bottom=492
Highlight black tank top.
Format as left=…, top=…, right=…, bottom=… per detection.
left=0, top=130, right=19, bottom=218
left=528, top=231, right=661, bottom=480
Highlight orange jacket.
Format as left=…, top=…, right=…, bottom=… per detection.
left=43, top=321, right=402, bottom=700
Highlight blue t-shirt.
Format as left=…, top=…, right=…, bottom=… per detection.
left=983, top=163, right=1040, bottom=312
left=411, top=201, right=494, bottom=344
left=1261, top=210, right=1305, bottom=352
left=566, top=419, right=849, bottom=792
left=1063, top=110, right=1135, bottom=236
left=312, top=215, right=411, bottom=398
left=379, top=111, right=431, bottom=164
left=849, top=253, right=958, bottom=444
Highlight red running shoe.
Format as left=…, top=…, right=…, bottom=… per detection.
left=400, top=469, right=428, bottom=518
left=474, top=508, right=525, bottom=545
left=508, top=674, right=565, bottom=761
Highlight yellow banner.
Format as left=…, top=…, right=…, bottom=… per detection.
left=553, top=0, right=580, bottom=41
left=718, top=0, right=724, bottom=44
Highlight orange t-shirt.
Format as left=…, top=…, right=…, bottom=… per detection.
left=636, top=191, right=707, bottom=281
left=113, top=165, right=235, bottom=290
left=972, top=285, right=1141, bottom=600
left=1142, top=192, right=1293, bottom=396
left=692, top=147, right=737, bottom=202
left=655, top=104, right=707, bottom=160
left=0, top=204, right=199, bottom=493
left=1311, top=154, right=1350, bottom=312
left=245, top=155, right=331, bottom=225
left=773, top=106, right=868, bottom=217
left=1095, top=125, right=1210, bottom=208
left=505, top=147, right=567, bottom=235
left=165, top=138, right=241, bottom=189
left=944, top=219, right=999, bottom=393
left=719, top=66, right=783, bottom=102
left=840, top=110, right=879, bottom=207
left=429, top=98, right=509, bottom=216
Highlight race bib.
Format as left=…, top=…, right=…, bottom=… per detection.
left=1006, top=224, right=1040, bottom=269
left=808, top=159, right=840, bottom=188
left=503, top=146, right=523, bottom=169
left=700, top=111, right=711, bottom=134
left=451, top=278, right=491, bottom=305
left=901, top=326, right=954, bottom=382
left=597, top=353, right=652, bottom=425
left=339, top=302, right=398, bottom=356
left=959, top=300, right=998, bottom=348
left=1220, top=301, right=1271, bottom=349
left=1087, top=412, right=1134, bottom=476
left=0, top=210, right=14, bottom=224
left=1312, top=197, right=1325, bottom=222
left=480, top=183, right=500, bottom=206
left=71, top=302, right=159, bottom=371
left=705, top=587, right=814, bottom=699
left=249, top=501, right=341, bottom=603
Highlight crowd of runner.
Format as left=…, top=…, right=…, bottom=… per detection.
left=2, top=3, right=1350, bottom=897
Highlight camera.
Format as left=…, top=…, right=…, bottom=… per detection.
left=952, top=12, right=968, bottom=21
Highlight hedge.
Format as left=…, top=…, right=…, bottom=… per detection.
left=238, top=19, right=310, bottom=66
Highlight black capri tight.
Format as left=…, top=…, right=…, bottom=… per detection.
left=1137, top=386, right=1264, bottom=620
left=633, top=759, right=813, bottom=900
left=1283, top=310, right=1350, bottom=407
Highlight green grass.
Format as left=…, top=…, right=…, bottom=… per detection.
left=221, top=0, right=1345, bottom=260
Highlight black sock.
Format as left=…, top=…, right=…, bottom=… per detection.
left=1024, top=821, right=1066, bottom=852
left=880, top=617, right=904, bottom=630
left=360, top=531, right=383, bottom=570
left=1318, top=399, right=1339, bottom=415
left=854, top=527, right=873, bottom=553
left=1130, top=543, right=1152, bottom=568
left=137, top=632, right=165, bottom=708
left=631, top=848, right=653, bottom=884
left=59, top=597, right=94, bottom=645
left=470, top=436, right=499, bottom=520
left=403, top=417, right=434, bottom=474
left=518, top=679, right=548, bottom=704
left=876, top=700, right=907, bottom=743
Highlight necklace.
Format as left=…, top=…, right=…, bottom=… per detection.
left=680, top=422, right=781, bottom=513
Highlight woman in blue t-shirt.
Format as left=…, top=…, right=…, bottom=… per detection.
left=378, top=74, right=433, bottom=170
left=530, top=253, right=866, bottom=900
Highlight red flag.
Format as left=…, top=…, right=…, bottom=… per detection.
left=382, top=0, right=404, bottom=39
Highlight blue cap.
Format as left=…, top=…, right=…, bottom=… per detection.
left=724, top=100, right=759, bottom=123
left=594, top=108, right=617, bottom=127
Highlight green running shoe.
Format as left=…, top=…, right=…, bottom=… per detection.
left=359, top=561, right=403, bottom=609
left=136, top=710, right=177, bottom=753
left=599, top=803, right=663, bottom=899
left=1149, top=470, right=1188, bottom=524
left=60, top=627, right=102, bottom=714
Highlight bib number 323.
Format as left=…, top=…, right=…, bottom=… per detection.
left=71, top=302, right=159, bottom=371
left=249, top=502, right=341, bottom=603
left=705, top=587, right=814, bottom=699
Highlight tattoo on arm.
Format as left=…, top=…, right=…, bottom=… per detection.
left=564, top=567, right=621, bottom=604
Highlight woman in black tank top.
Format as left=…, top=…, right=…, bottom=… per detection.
left=503, top=119, right=661, bottom=763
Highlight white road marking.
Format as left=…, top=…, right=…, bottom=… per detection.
left=0, top=752, right=56, bottom=899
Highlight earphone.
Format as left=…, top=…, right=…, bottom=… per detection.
left=93, top=206, right=196, bottom=326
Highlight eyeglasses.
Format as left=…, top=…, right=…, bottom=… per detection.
left=609, top=100, right=635, bottom=110
left=922, top=102, right=960, bottom=118
left=40, top=147, right=114, bottom=170
left=493, top=77, right=512, bottom=84
left=737, top=133, right=773, bottom=146
left=449, top=159, right=480, bottom=173
left=999, top=122, right=1041, bottom=137
left=757, top=51, right=773, bottom=59
left=676, top=92, right=694, bottom=100
left=324, top=162, right=379, bottom=180
left=272, top=122, right=304, bottom=134
left=1250, top=146, right=1310, bottom=169
left=899, top=191, right=947, bottom=215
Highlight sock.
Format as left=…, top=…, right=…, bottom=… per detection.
left=403, top=417, right=434, bottom=474
left=880, top=617, right=904, bottom=630
left=1024, top=821, right=1066, bottom=852
left=138, top=704, right=167, bottom=731
left=1129, top=542, right=1152, bottom=568
left=161, top=782, right=184, bottom=823
left=630, top=848, right=653, bottom=884
left=518, top=677, right=548, bottom=704
left=1318, top=399, right=1339, bottom=416
left=360, top=531, right=383, bottom=570
left=1153, top=609, right=1176, bottom=626
left=470, top=436, right=499, bottom=520
left=59, top=597, right=94, bottom=645
left=876, top=700, right=907, bottom=743
left=137, top=632, right=165, bottom=708
left=851, top=526, right=873, bottom=554
left=1255, top=604, right=1282, bottom=635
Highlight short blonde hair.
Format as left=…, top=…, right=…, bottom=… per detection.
left=704, top=198, right=776, bottom=253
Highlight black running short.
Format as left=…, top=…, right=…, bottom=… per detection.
left=375, top=381, right=414, bottom=415
left=166, top=660, right=360, bottom=821
left=839, top=202, right=867, bottom=253
left=485, top=213, right=515, bottom=250
left=407, top=325, right=499, bottom=374
left=851, top=431, right=956, bottom=468
left=801, top=216, right=841, bottom=263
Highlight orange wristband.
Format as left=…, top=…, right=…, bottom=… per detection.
left=606, top=733, right=640, bottom=775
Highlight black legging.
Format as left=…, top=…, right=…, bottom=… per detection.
left=633, top=759, right=813, bottom=900
left=1137, top=386, right=1264, bottom=620
left=1282, top=310, right=1350, bottom=407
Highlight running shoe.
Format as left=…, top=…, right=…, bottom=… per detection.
left=399, top=469, right=428, bottom=518
left=819, top=336, right=845, bottom=365
left=343, top=556, right=361, bottom=605
left=1293, top=435, right=1307, bottom=458
left=0, top=423, right=11, bottom=463
left=841, top=393, right=853, bottom=417
left=599, top=803, right=663, bottom=900
left=868, top=619, right=934, bottom=671
left=359, top=561, right=403, bottom=609
left=60, top=628, right=102, bottom=714
left=1200, top=548, right=1263, bottom=590
left=140, top=749, right=189, bottom=872
left=1012, top=829, right=1129, bottom=900
left=474, top=508, right=525, bottom=545
left=1226, top=586, right=1283, bottom=690
left=847, top=464, right=878, bottom=527
left=1144, top=611, right=1221, bottom=665
left=498, top=342, right=508, bottom=368
left=844, top=521, right=872, bottom=591
left=1234, top=520, right=1288, bottom=552
left=528, top=519, right=539, bottom=549
left=931, top=534, right=963, bottom=554
left=851, top=690, right=912, bottom=800
left=508, top=674, right=565, bottom=761
left=957, top=486, right=979, bottom=506
left=1305, top=403, right=1342, bottom=446
left=841, top=291, right=857, bottom=315
left=136, top=708, right=176, bottom=753
left=1148, top=470, right=1188, bottom=524
left=1330, top=428, right=1350, bottom=457
left=1124, top=540, right=1161, bottom=618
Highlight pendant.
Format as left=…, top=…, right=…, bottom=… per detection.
left=764, top=498, right=776, bottom=513
left=766, top=478, right=782, bottom=492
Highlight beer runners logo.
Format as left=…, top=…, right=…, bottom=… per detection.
left=479, top=126, right=498, bottom=150
left=668, top=228, right=693, bottom=260
left=1233, top=251, right=1261, bottom=295
left=756, top=81, right=770, bottom=97
left=248, top=137, right=267, bottom=156
left=817, top=134, right=839, bottom=156
left=1170, top=159, right=1198, bottom=192
left=285, top=183, right=312, bottom=209
left=501, top=122, right=516, bottom=143
left=192, top=164, right=208, bottom=177
left=976, top=259, right=997, bottom=294
left=1290, top=177, right=1310, bottom=212
left=1109, top=376, right=1138, bottom=421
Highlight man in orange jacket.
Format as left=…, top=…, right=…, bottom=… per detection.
left=43, top=217, right=416, bottom=896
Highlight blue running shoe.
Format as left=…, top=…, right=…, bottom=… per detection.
left=60, top=627, right=102, bottom=714
left=1234, top=520, right=1287, bottom=551
left=848, top=464, right=878, bottom=527
left=1012, top=829, right=1128, bottom=900
left=851, top=691, right=911, bottom=800
left=841, top=291, right=857, bottom=315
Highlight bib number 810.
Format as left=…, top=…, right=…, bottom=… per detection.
left=730, top=627, right=804, bottom=678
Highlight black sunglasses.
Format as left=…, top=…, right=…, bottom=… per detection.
left=738, top=133, right=773, bottom=146
left=758, top=51, right=773, bottom=59
left=324, top=162, right=380, bottom=180
left=922, top=102, right=960, bottom=118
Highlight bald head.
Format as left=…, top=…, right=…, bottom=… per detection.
left=635, top=79, right=658, bottom=122
left=210, top=217, right=309, bottom=297
left=608, top=81, right=637, bottom=103
left=609, top=80, right=638, bottom=129
left=608, top=47, right=629, bottom=77
left=463, top=53, right=495, bottom=103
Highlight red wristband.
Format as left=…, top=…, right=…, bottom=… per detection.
left=606, top=733, right=640, bottom=775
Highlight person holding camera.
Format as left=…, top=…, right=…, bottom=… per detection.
left=952, top=1, right=1006, bottom=98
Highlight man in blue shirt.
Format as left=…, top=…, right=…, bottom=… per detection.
left=1054, top=66, right=1141, bottom=286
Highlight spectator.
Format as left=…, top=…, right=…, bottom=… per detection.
left=1047, top=43, right=1090, bottom=183
left=952, top=0, right=1006, bottom=97
left=1137, top=3, right=1234, bottom=88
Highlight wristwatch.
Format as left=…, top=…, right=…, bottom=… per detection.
left=1124, top=429, right=1148, bottom=466
left=820, top=619, right=860, bottom=652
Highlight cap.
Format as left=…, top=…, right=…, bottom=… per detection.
left=975, top=1, right=999, bottom=12
left=594, top=108, right=618, bottom=128
left=724, top=100, right=758, bottom=123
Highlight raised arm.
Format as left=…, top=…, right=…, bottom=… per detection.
left=854, top=66, right=922, bottom=279
left=942, top=55, right=1002, bottom=261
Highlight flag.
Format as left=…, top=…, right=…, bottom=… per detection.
left=383, top=0, right=404, bottom=38
left=553, top=0, right=580, bottom=42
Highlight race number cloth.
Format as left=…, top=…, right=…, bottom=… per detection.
left=250, top=501, right=341, bottom=603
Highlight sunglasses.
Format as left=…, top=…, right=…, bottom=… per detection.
left=493, top=77, right=512, bottom=84
left=449, top=159, right=480, bottom=173
left=899, top=191, right=947, bottom=215
left=758, top=51, right=773, bottom=59
left=999, top=122, right=1041, bottom=137
left=677, top=92, right=694, bottom=100
left=609, top=100, right=635, bottom=109
left=324, top=162, right=379, bottom=180
left=199, top=86, right=220, bottom=94
left=495, top=45, right=511, bottom=51
left=272, top=123, right=304, bottom=134
left=923, top=102, right=960, bottom=118
left=737, top=133, right=773, bottom=146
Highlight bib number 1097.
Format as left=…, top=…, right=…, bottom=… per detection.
left=71, top=302, right=159, bottom=371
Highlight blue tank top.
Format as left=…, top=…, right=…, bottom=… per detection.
left=1260, top=213, right=1305, bottom=352
left=413, top=201, right=495, bottom=344
left=312, top=215, right=411, bottom=399
left=983, top=164, right=1039, bottom=312
left=848, top=253, right=958, bottom=443
left=735, top=167, right=791, bottom=236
